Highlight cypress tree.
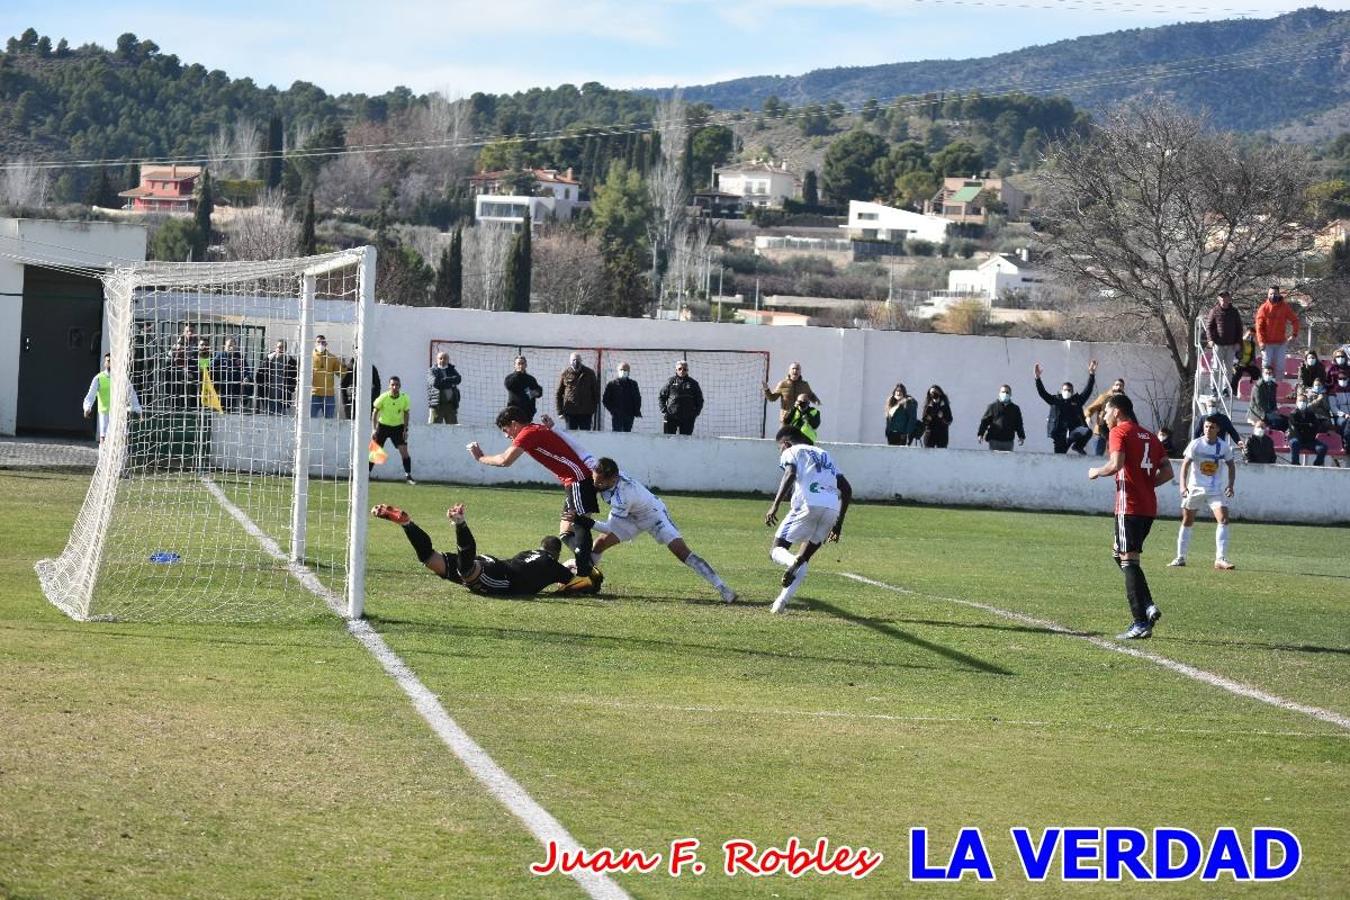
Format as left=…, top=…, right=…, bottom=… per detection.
left=299, top=192, right=317, bottom=255
left=191, top=171, right=214, bottom=261
left=803, top=170, right=818, bottom=206
left=434, top=228, right=463, bottom=308
left=504, top=215, right=532, bottom=313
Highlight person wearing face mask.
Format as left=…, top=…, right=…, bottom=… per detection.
left=1084, top=377, right=1127, bottom=456
left=884, top=383, right=919, bottom=446
left=1253, top=286, right=1300, bottom=379
left=556, top=351, right=600, bottom=430
left=310, top=334, right=345, bottom=419
left=1229, top=327, right=1261, bottom=395
left=1325, top=376, right=1350, bottom=448
left=1204, top=290, right=1244, bottom=388
left=1246, top=365, right=1289, bottom=432
left=920, top=385, right=953, bottom=449
left=1327, top=350, right=1350, bottom=390
left=1297, top=350, right=1327, bottom=390
left=1191, top=394, right=1242, bottom=446
left=977, top=384, right=1025, bottom=451
left=1243, top=421, right=1277, bottom=464
left=1286, top=389, right=1329, bottom=466
left=602, top=361, right=642, bottom=432
left=659, top=360, right=704, bottom=436
left=1033, top=359, right=1096, bottom=454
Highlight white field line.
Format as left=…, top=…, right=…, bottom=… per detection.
left=449, top=695, right=1346, bottom=741
left=841, top=572, right=1350, bottom=733
left=202, top=478, right=630, bottom=900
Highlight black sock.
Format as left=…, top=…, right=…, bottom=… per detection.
left=572, top=524, right=593, bottom=576
left=403, top=456, right=412, bottom=476
left=368, top=461, right=374, bottom=473
left=1120, top=561, right=1150, bottom=623
left=403, top=522, right=435, bottom=564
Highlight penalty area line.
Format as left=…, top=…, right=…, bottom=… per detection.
left=202, top=478, right=630, bottom=900
left=840, top=572, right=1350, bottom=733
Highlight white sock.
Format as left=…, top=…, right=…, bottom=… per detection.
left=1216, top=523, right=1229, bottom=560
left=774, top=561, right=809, bottom=606
left=683, top=553, right=727, bottom=591
left=1176, top=525, right=1193, bottom=560
left=770, top=546, right=796, bottom=567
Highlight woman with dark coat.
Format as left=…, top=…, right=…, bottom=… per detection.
left=884, top=383, right=918, bottom=446
left=920, top=385, right=953, bottom=448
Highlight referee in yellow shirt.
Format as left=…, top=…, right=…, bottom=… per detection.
left=371, top=375, right=415, bottom=484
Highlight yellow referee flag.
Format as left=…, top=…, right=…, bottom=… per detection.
left=199, top=362, right=224, bottom=412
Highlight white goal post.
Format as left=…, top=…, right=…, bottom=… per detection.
left=36, top=247, right=375, bottom=622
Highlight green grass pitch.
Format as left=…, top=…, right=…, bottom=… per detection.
left=1, top=469, right=1347, bottom=897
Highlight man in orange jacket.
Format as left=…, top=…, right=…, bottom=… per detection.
left=1253, top=286, right=1300, bottom=382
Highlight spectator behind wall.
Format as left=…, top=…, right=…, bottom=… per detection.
left=1243, top=421, right=1277, bottom=464
left=977, top=384, right=1025, bottom=451
left=763, top=362, right=819, bottom=424
left=920, top=385, right=953, bottom=448
left=884, top=384, right=919, bottom=446
left=427, top=351, right=462, bottom=425
left=1033, top=359, right=1096, bottom=454
left=602, top=361, right=642, bottom=432
left=255, top=340, right=297, bottom=415
left=504, top=355, right=543, bottom=420
left=784, top=393, right=821, bottom=443
left=659, top=360, right=704, bottom=436
left=557, top=352, right=600, bottom=430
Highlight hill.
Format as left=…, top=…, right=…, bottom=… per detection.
left=652, top=7, right=1350, bottom=134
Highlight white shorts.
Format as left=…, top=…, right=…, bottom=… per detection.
left=775, top=504, right=840, bottom=546
left=603, top=507, right=682, bottom=546
left=1182, top=486, right=1227, bottom=512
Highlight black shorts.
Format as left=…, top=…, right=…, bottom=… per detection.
left=560, top=479, right=600, bottom=518
left=1113, top=514, right=1154, bottom=556
left=373, top=422, right=407, bottom=447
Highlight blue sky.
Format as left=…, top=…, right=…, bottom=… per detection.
left=5, top=1, right=1347, bottom=97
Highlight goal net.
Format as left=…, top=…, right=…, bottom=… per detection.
left=428, top=340, right=772, bottom=437
left=35, top=248, right=375, bottom=622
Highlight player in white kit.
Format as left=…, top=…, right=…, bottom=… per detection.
left=764, top=426, right=853, bottom=614
left=577, top=457, right=739, bottom=603
left=1169, top=413, right=1237, bottom=570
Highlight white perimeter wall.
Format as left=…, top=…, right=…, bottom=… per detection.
left=209, top=419, right=1347, bottom=525
left=367, top=305, right=1184, bottom=451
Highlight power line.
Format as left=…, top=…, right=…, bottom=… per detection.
left=1, top=32, right=1345, bottom=174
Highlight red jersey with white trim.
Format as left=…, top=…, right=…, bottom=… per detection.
left=511, top=423, right=592, bottom=486
left=1107, top=420, right=1167, bottom=517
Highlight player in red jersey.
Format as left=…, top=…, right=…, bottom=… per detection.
left=1088, top=393, right=1174, bottom=639
left=467, top=406, right=600, bottom=576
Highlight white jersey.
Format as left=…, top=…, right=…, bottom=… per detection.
left=779, top=443, right=841, bottom=511
left=1183, top=436, right=1233, bottom=493
left=596, top=472, right=681, bottom=545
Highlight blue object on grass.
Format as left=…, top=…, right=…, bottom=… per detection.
left=149, top=551, right=181, bottom=564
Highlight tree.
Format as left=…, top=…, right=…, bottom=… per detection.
left=149, top=218, right=195, bottom=261
left=762, top=96, right=786, bottom=119
left=192, top=171, right=214, bottom=261
left=799, top=105, right=830, bottom=137
left=434, top=228, right=463, bottom=308
left=893, top=170, right=939, bottom=209
left=115, top=33, right=138, bottom=61
left=299, top=192, right=317, bottom=255
left=590, top=161, right=650, bottom=250
left=861, top=99, right=880, bottom=122
left=503, top=215, right=532, bottom=312
left=690, top=126, right=734, bottom=188
left=264, top=115, right=283, bottom=188
left=821, top=130, right=888, bottom=205
left=802, top=170, right=818, bottom=206
left=931, top=141, right=983, bottom=178
left=1306, top=179, right=1350, bottom=223
left=36, top=36, right=51, bottom=58
left=1038, top=100, right=1315, bottom=413
left=84, top=167, right=120, bottom=208
left=648, top=92, right=690, bottom=306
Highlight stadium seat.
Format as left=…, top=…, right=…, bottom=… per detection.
left=1271, top=431, right=1291, bottom=453
left=1324, top=432, right=1345, bottom=456
left=1237, top=380, right=1254, bottom=401
left=1284, top=357, right=1302, bottom=378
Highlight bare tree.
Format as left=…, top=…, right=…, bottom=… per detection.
left=223, top=189, right=297, bottom=260
left=229, top=117, right=262, bottom=180
left=463, top=224, right=512, bottom=310
left=0, top=158, right=49, bottom=208
left=206, top=129, right=232, bottom=180
left=533, top=229, right=607, bottom=314
left=1038, top=99, right=1314, bottom=398
left=648, top=90, right=689, bottom=307
left=314, top=149, right=381, bottom=213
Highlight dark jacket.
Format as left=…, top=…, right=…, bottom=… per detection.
left=1249, top=379, right=1279, bottom=419
left=659, top=375, right=704, bottom=422
left=1193, top=411, right=1242, bottom=444
left=602, top=377, right=642, bottom=420
left=978, top=399, right=1025, bottom=442
left=427, top=363, right=462, bottom=408
left=1035, top=374, right=1095, bottom=438
left=921, top=397, right=953, bottom=432
left=210, top=350, right=247, bottom=393
left=504, top=370, right=542, bottom=418
left=1287, top=407, right=1326, bottom=444
left=256, top=352, right=297, bottom=402
left=1297, top=360, right=1327, bottom=389
left=885, top=396, right=919, bottom=438
left=1205, top=302, right=1243, bottom=346
left=1244, top=434, right=1277, bottom=464
left=556, top=365, right=600, bottom=417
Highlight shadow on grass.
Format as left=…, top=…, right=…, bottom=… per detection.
left=364, top=614, right=981, bottom=673
left=809, top=599, right=1014, bottom=676
left=1165, top=635, right=1350, bottom=656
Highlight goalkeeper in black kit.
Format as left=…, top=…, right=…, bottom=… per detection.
left=372, top=502, right=602, bottom=596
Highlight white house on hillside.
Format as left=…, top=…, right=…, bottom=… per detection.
left=947, top=253, right=1045, bottom=300
left=714, top=162, right=798, bottom=209
left=841, top=200, right=951, bottom=245
left=471, top=167, right=588, bottom=230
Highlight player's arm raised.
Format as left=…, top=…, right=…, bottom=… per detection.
left=765, top=464, right=795, bottom=525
